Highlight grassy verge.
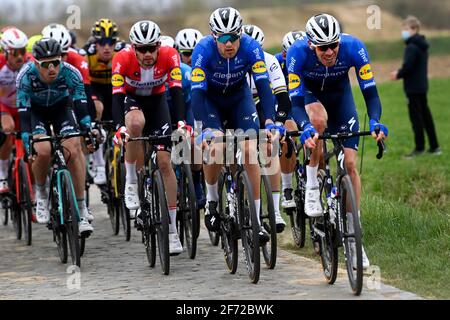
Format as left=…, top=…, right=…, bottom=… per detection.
left=279, top=77, right=450, bottom=299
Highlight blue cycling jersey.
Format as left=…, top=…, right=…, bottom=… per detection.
left=191, top=34, right=275, bottom=123
left=16, top=61, right=87, bottom=109
left=166, top=62, right=191, bottom=105
left=286, top=33, right=382, bottom=128
left=275, top=52, right=288, bottom=84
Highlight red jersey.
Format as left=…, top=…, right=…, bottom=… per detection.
left=65, top=48, right=90, bottom=85
left=112, top=46, right=182, bottom=97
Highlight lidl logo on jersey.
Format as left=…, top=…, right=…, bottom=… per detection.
left=111, top=74, right=124, bottom=87
left=252, top=61, right=267, bottom=74
left=288, top=74, right=301, bottom=90
left=359, top=64, right=373, bottom=80
left=191, top=68, right=205, bottom=82
left=170, top=67, right=182, bottom=81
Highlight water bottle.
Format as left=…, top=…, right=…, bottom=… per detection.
left=328, top=186, right=337, bottom=225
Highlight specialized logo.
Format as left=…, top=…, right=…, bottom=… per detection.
left=359, top=64, right=373, bottom=81
left=252, top=61, right=267, bottom=74
left=111, top=74, right=124, bottom=87
left=288, top=73, right=301, bottom=90
left=191, top=68, right=205, bottom=82
left=170, top=67, right=182, bottom=81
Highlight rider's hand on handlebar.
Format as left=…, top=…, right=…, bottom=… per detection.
left=177, top=120, right=193, bottom=141
left=113, top=126, right=129, bottom=146
left=369, top=119, right=388, bottom=142
left=300, top=123, right=319, bottom=149
left=265, top=121, right=286, bottom=143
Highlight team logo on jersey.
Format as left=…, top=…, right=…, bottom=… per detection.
left=170, top=67, right=182, bottom=81
left=288, top=74, right=301, bottom=90
left=252, top=61, right=267, bottom=74
left=111, top=74, right=124, bottom=87
left=191, top=68, right=205, bottom=82
left=359, top=64, right=373, bottom=81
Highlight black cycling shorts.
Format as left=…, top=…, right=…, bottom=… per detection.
left=30, top=98, right=79, bottom=136
left=91, top=82, right=113, bottom=121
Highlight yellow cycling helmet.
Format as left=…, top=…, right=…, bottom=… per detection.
left=27, top=34, right=43, bottom=53
left=91, top=18, right=119, bottom=40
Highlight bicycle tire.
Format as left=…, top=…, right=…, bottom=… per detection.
left=118, top=160, right=131, bottom=241
left=105, top=148, right=119, bottom=235
left=60, top=171, right=81, bottom=267
left=238, top=171, right=260, bottom=284
left=12, top=195, right=22, bottom=240
left=339, top=174, right=363, bottom=295
left=260, top=174, right=277, bottom=269
left=180, top=163, right=198, bottom=259
left=218, top=171, right=238, bottom=274
left=19, top=160, right=33, bottom=246
left=138, top=169, right=156, bottom=267
left=290, top=166, right=306, bottom=247
left=152, top=169, right=170, bottom=275
left=317, top=169, right=338, bottom=284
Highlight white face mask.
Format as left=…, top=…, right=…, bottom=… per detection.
left=402, top=30, right=411, bottom=41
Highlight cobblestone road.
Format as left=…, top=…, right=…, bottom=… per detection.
left=0, top=190, right=421, bottom=300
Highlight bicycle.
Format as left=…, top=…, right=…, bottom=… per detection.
left=0, top=132, right=34, bottom=245
left=287, top=130, right=385, bottom=295
left=212, top=133, right=265, bottom=284
left=31, top=131, right=94, bottom=267
left=121, top=133, right=172, bottom=275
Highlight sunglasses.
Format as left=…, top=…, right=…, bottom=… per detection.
left=316, top=42, right=339, bottom=52
left=36, top=58, right=61, bottom=69
left=215, top=33, right=240, bottom=44
left=180, top=50, right=193, bottom=57
left=134, top=44, right=159, bottom=54
left=9, top=48, right=26, bottom=57
left=97, top=38, right=116, bottom=46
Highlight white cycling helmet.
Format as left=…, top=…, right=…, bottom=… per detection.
left=242, top=24, right=264, bottom=46
left=175, top=28, right=203, bottom=51
left=42, top=23, right=71, bottom=53
left=209, top=7, right=243, bottom=35
left=306, top=13, right=341, bottom=45
left=282, top=31, right=305, bottom=52
left=160, top=35, right=175, bottom=48
left=0, top=27, right=28, bottom=50
left=129, top=20, right=161, bottom=45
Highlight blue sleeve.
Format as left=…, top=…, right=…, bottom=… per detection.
left=350, top=37, right=382, bottom=121
left=190, top=43, right=208, bottom=92
left=191, top=89, right=208, bottom=128
left=249, top=41, right=275, bottom=121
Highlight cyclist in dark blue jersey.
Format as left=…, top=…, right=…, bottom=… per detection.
left=17, top=38, right=93, bottom=233
left=287, top=14, right=388, bottom=269
left=275, top=31, right=305, bottom=86
left=191, top=7, right=282, bottom=242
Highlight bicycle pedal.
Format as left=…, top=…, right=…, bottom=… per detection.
left=169, top=252, right=182, bottom=257
left=80, top=230, right=92, bottom=238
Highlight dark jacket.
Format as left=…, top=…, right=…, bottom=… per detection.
left=397, top=34, right=429, bottom=94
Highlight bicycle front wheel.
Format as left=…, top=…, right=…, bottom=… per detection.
left=152, top=170, right=170, bottom=275
left=19, top=160, right=33, bottom=246
left=118, top=161, right=131, bottom=241
left=339, top=174, right=363, bottom=296
left=180, top=163, right=198, bottom=259
left=60, top=171, right=81, bottom=267
left=290, top=166, right=306, bottom=248
left=238, top=171, right=260, bottom=284
left=260, top=174, right=277, bottom=269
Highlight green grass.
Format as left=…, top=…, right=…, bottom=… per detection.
left=266, top=36, right=450, bottom=61
left=280, top=77, right=450, bottom=299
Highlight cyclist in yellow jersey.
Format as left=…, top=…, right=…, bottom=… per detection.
left=79, top=18, right=127, bottom=185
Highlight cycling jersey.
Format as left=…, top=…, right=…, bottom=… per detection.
left=191, top=34, right=275, bottom=130
left=65, top=48, right=90, bottom=85
left=166, top=62, right=193, bottom=125
left=287, top=33, right=383, bottom=149
left=247, top=51, right=286, bottom=98
left=0, top=53, right=34, bottom=109
left=275, top=52, right=288, bottom=84
left=112, top=45, right=182, bottom=96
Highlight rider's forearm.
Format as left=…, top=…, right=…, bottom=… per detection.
left=362, top=86, right=382, bottom=122
left=275, top=91, right=291, bottom=123
left=18, top=108, right=31, bottom=133
left=112, top=93, right=126, bottom=128
left=255, top=79, right=276, bottom=122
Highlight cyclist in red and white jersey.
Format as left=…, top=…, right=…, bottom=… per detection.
left=112, top=21, right=188, bottom=254
left=0, top=27, right=33, bottom=193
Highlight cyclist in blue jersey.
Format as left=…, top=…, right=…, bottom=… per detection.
left=191, top=7, right=282, bottom=242
left=275, top=31, right=305, bottom=85
left=287, top=14, right=388, bottom=268
left=17, top=38, right=94, bottom=233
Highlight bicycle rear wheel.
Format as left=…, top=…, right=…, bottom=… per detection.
left=339, top=174, right=363, bottom=296
left=260, top=174, right=277, bottom=269
left=218, top=171, right=238, bottom=274
left=19, top=160, right=33, bottom=246
left=180, top=163, right=198, bottom=259
left=152, top=170, right=170, bottom=275
left=238, top=171, right=260, bottom=284
left=317, top=169, right=338, bottom=284
left=60, top=171, right=81, bottom=267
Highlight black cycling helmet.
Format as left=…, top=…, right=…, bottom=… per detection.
left=32, top=38, right=62, bottom=60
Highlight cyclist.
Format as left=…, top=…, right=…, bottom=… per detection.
left=17, top=38, right=93, bottom=234
left=80, top=18, right=127, bottom=186
left=242, top=24, right=294, bottom=231
left=0, top=27, right=33, bottom=193
left=192, top=7, right=279, bottom=243
left=111, top=21, right=188, bottom=255
left=287, top=14, right=388, bottom=268
left=173, top=28, right=206, bottom=208
left=26, top=34, right=43, bottom=54
left=275, top=31, right=305, bottom=84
